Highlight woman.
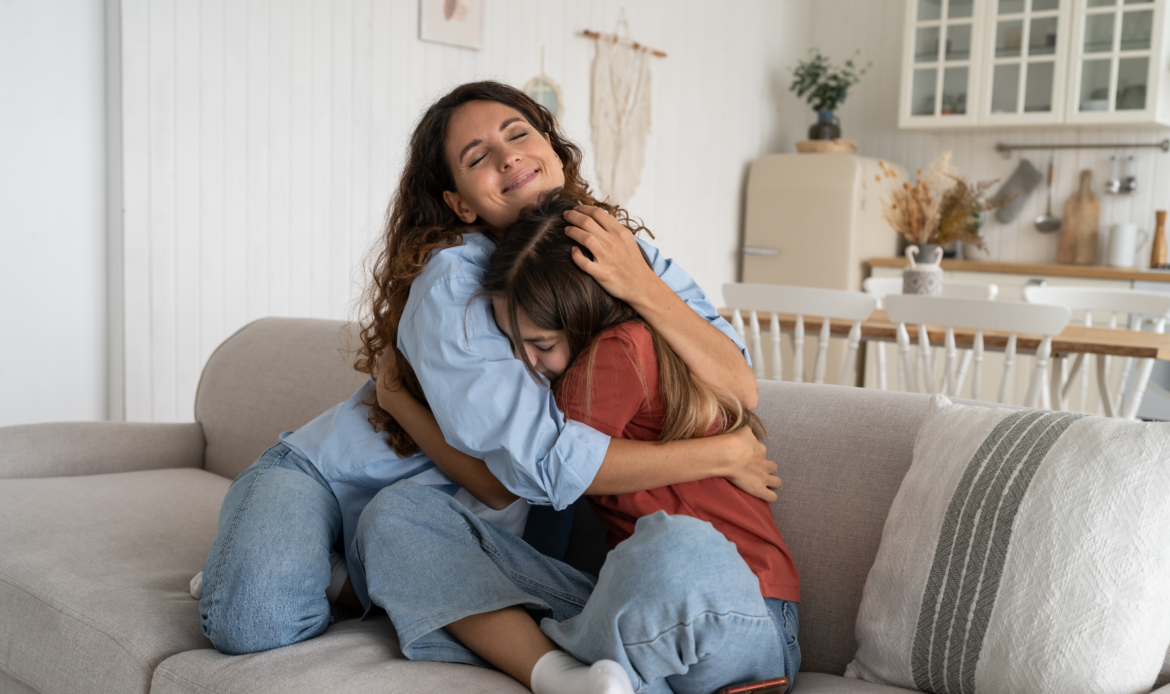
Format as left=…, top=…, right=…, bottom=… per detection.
left=198, top=81, right=777, bottom=657
left=366, top=193, right=800, bottom=694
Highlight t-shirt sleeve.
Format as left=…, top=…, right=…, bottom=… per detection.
left=557, top=325, right=655, bottom=439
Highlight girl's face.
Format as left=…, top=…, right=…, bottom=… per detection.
left=443, top=100, right=566, bottom=232
left=492, top=297, right=571, bottom=380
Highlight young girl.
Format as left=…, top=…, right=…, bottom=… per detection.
left=369, top=192, right=800, bottom=694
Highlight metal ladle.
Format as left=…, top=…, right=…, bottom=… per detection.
left=1035, top=159, right=1061, bottom=233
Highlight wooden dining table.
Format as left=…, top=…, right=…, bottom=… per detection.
left=717, top=308, right=1170, bottom=360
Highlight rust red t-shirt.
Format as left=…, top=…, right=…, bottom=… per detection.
left=555, top=321, right=800, bottom=603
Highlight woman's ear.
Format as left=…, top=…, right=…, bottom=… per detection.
left=442, top=190, right=478, bottom=224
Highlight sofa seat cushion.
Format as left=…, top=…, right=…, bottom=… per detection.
left=792, top=673, right=915, bottom=693
left=0, top=468, right=230, bottom=694
left=151, top=616, right=527, bottom=694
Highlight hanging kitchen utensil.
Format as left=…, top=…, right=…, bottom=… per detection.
left=1034, top=158, right=1061, bottom=233
left=1062, top=169, right=1099, bottom=265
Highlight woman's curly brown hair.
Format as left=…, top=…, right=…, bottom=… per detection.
left=356, top=80, right=647, bottom=457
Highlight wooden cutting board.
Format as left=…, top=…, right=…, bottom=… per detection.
left=1061, top=169, right=1099, bottom=265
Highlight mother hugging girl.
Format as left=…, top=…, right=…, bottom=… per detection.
left=197, top=80, right=800, bottom=694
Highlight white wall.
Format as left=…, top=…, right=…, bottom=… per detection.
left=0, top=0, right=107, bottom=426
left=809, top=0, right=1170, bottom=265
left=118, top=0, right=812, bottom=422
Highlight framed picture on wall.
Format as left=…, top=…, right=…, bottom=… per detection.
left=419, top=0, right=483, bottom=50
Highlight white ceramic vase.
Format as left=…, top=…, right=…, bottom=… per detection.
left=902, top=244, right=943, bottom=296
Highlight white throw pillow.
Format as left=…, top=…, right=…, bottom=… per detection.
left=846, top=396, right=1170, bottom=694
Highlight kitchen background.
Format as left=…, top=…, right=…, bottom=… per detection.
left=3, top=0, right=1168, bottom=426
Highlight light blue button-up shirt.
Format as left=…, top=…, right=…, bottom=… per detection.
left=282, top=232, right=747, bottom=608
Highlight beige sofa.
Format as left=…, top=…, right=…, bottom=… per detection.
left=1, top=317, right=1167, bottom=694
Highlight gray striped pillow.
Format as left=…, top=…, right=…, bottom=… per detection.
left=846, top=396, right=1170, bottom=694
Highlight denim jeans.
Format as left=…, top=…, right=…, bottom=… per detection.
left=200, top=444, right=343, bottom=654
left=355, top=480, right=800, bottom=694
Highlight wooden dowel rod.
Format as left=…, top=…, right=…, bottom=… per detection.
left=581, top=29, right=667, bottom=57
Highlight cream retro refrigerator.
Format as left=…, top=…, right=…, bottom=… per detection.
left=737, top=153, right=903, bottom=383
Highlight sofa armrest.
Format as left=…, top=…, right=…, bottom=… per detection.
left=0, top=421, right=205, bottom=478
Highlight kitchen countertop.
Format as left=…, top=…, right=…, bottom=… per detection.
left=868, top=257, right=1170, bottom=283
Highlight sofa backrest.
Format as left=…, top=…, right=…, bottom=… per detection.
left=757, top=380, right=935, bottom=675
left=195, top=318, right=369, bottom=479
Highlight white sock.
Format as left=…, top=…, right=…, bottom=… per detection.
left=189, top=571, right=203, bottom=600
left=529, top=650, right=635, bottom=694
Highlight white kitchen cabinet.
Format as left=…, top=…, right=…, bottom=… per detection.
left=899, top=0, right=1170, bottom=128
left=900, top=0, right=986, bottom=127
left=864, top=266, right=1131, bottom=412
left=1064, top=0, right=1170, bottom=125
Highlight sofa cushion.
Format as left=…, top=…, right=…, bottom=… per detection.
left=151, top=616, right=527, bottom=694
left=757, top=382, right=936, bottom=675
left=0, top=468, right=229, bottom=694
left=847, top=398, right=1170, bottom=693
left=195, top=318, right=370, bottom=480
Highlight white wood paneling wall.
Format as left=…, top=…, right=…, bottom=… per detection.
left=117, top=0, right=812, bottom=422
left=810, top=0, right=1170, bottom=266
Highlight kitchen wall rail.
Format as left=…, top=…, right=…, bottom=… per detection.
left=995, top=140, right=1170, bottom=159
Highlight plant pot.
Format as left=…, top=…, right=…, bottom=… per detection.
left=902, top=244, right=943, bottom=296
left=808, top=111, right=841, bottom=141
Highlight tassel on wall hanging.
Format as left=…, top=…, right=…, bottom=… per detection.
left=583, top=13, right=665, bottom=205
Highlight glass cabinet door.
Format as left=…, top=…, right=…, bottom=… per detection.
left=1067, top=0, right=1160, bottom=121
left=903, top=0, right=982, bottom=125
left=982, top=0, right=1068, bottom=123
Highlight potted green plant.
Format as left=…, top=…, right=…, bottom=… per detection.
left=789, top=48, right=869, bottom=143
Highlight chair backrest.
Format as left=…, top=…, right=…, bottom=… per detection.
left=863, top=277, right=999, bottom=302
left=884, top=295, right=1071, bottom=408
left=723, top=283, right=877, bottom=386
left=1024, top=286, right=1170, bottom=418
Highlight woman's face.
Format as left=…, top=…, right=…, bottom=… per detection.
left=443, top=100, right=566, bottom=231
left=492, top=297, right=571, bottom=380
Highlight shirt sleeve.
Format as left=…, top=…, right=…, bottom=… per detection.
left=399, top=274, right=608, bottom=510
left=636, top=237, right=751, bottom=367
left=557, top=328, right=652, bottom=439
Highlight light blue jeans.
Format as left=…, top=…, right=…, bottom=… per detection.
left=200, top=443, right=343, bottom=654
left=355, top=480, right=800, bottom=694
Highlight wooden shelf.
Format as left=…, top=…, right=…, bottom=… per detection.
left=868, top=258, right=1170, bottom=283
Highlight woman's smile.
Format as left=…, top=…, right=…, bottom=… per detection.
left=502, top=168, right=539, bottom=195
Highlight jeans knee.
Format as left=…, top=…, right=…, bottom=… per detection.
left=607, top=512, right=750, bottom=595
left=201, top=592, right=331, bottom=655
left=356, top=481, right=457, bottom=549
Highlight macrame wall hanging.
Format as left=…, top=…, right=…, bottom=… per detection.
left=583, top=15, right=666, bottom=205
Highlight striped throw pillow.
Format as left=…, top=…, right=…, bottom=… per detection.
left=846, top=396, right=1170, bottom=694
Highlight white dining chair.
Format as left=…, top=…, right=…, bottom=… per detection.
left=862, top=278, right=999, bottom=391
left=1024, top=286, right=1170, bottom=419
left=884, top=295, right=1071, bottom=408
left=723, top=283, right=877, bottom=386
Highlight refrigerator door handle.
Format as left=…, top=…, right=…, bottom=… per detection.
left=743, top=245, right=780, bottom=256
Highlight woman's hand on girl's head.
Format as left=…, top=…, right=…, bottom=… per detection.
left=720, top=427, right=783, bottom=503
left=564, top=206, right=660, bottom=304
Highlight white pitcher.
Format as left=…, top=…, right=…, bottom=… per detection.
left=1108, top=223, right=1150, bottom=268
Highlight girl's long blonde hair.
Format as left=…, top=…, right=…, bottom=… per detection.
left=481, top=192, right=764, bottom=443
